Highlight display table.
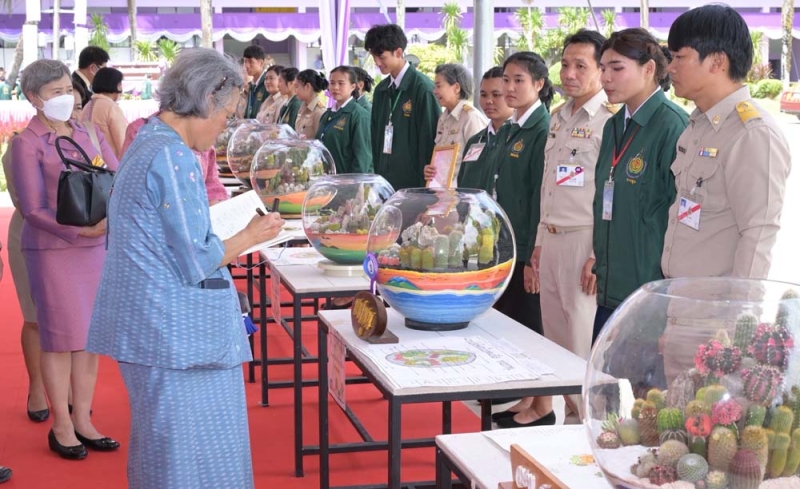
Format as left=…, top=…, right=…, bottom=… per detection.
left=316, top=308, right=587, bottom=489
left=436, top=425, right=612, bottom=489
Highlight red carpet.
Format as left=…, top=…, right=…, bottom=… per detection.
left=0, top=207, right=481, bottom=488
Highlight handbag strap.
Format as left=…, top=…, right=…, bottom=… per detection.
left=54, top=135, right=111, bottom=174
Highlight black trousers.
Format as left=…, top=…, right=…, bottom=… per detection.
left=493, top=261, right=542, bottom=335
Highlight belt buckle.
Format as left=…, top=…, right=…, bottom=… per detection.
left=547, top=224, right=557, bottom=234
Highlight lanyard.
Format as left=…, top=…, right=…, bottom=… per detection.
left=609, top=120, right=640, bottom=181
left=319, top=111, right=343, bottom=139
left=387, top=87, right=404, bottom=122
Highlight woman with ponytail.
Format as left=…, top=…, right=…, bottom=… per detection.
left=315, top=66, right=372, bottom=173
left=590, top=28, right=688, bottom=342
left=294, top=69, right=328, bottom=139
left=277, top=67, right=301, bottom=127
left=352, top=66, right=374, bottom=112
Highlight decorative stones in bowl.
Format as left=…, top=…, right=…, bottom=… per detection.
left=215, top=118, right=258, bottom=172
left=227, top=122, right=298, bottom=187
left=584, top=277, right=800, bottom=489
left=250, top=139, right=335, bottom=217
left=365, top=188, right=516, bottom=331
left=302, top=174, right=395, bottom=265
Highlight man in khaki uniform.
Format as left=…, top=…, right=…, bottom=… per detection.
left=660, top=5, right=791, bottom=382
left=434, top=100, right=487, bottom=186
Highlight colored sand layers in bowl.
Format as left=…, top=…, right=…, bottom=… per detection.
left=215, top=118, right=258, bottom=169
left=366, top=188, right=516, bottom=331
left=227, top=122, right=298, bottom=187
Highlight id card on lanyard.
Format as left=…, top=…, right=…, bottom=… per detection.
left=319, top=112, right=341, bottom=140
left=602, top=122, right=640, bottom=221
left=383, top=89, right=403, bottom=154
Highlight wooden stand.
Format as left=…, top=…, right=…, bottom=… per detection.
left=507, top=444, right=569, bottom=489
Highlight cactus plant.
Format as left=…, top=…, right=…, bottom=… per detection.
left=686, top=400, right=710, bottom=417
left=696, top=387, right=708, bottom=402
left=601, top=413, right=620, bottom=433
left=704, top=385, right=729, bottom=408
left=742, top=364, right=784, bottom=406
left=686, top=414, right=713, bottom=458
left=648, top=465, right=677, bottom=485
left=695, top=335, right=743, bottom=379
left=410, top=246, right=422, bottom=269
left=705, top=470, right=728, bottom=489
left=421, top=247, right=434, bottom=270
left=659, top=429, right=689, bottom=445
left=768, top=432, right=791, bottom=478
left=433, top=235, right=449, bottom=268
left=745, top=405, right=767, bottom=428
left=647, top=388, right=667, bottom=411
left=729, top=449, right=763, bottom=489
left=783, top=385, right=800, bottom=433
left=668, top=371, right=699, bottom=411
left=676, top=453, right=709, bottom=483
left=657, top=440, right=690, bottom=467
left=769, top=405, right=795, bottom=435
left=708, top=426, right=738, bottom=471
left=618, top=418, right=641, bottom=446
left=632, top=398, right=645, bottom=421
left=748, top=322, right=794, bottom=369
left=739, top=426, right=769, bottom=470
left=658, top=408, right=685, bottom=433
left=734, top=313, right=759, bottom=350
left=596, top=431, right=621, bottom=449
left=776, top=289, right=800, bottom=329
left=631, top=449, right=658, bottom=478
left=782, top=428, right=800, bottom=476
left=639, top=402, right=660, bottom=447
left=711, top=398, right=743, bottom=427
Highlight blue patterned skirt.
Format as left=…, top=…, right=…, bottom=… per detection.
left=119, top=363, right=254, bottom=489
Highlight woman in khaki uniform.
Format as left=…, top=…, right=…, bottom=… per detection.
left=256, top=65, right=288, bottom=124
left=294, top=70, right=328, bottom=140
left=424, top=64, right=487, bottom=187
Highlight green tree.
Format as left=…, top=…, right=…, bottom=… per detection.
left=515, top=4, right=543, bottom=52
left=89, top=13, right=110, bottom=52
left=601, top=9, right=617, bottom=39
left=134, top=40, right=158, bottom=62
left=441, top=2, right=469, bottom=64
left=157, top=38, right=181, bottom=65
left=407, top=44, right=449, bottom=81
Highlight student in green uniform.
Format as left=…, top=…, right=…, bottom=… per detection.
left=243, top=45, right=270, bottom=119
left=277, top=67, right=301, bottom=127
left=316, top=66, right=373, bottom=173
left=457, top=67, right=513, bottom=189
left=352, top=66, right=374, bottom=113
left=484, top=52, right=553, bottom=428
left=365, top=24, right=440, bottom=190
left=591, top=28, right=688, bottom=341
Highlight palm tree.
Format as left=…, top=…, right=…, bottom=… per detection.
left=200, top=0, right=212, bottom=48
left=558, top=7, right=589, bottom=34
left=782, top=0, right=794, bottom=89
left=514, top=5, right=543, bottom=52
left=157, top=38, right=181, bottom=65
left=134, top=40, right=158, bottom=62
left=441, top=2, right=468, bottom=63
left=441, top=2, right=462, bottom=35
left=128, top=0, right=137, bottom=47
left=52, top=0, right=61, bottom=60
left=89, top=13, right=111, bottom=52
left=601, top=9, right=616, bottom=39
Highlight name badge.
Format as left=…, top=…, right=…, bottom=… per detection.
left=556, top=164, right=584, bottom=187
left=678, top=195, right=702, bottom=230
left=463, top=143, right=485, bottom=162
left=383, top=124, right=394, bottom=154
left=602, top=181, right=614, bottom=221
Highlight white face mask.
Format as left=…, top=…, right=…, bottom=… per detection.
left=39, top=94, right=75, bottom=122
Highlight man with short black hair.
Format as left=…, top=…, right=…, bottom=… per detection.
left=243, top=45, right=269, bottom=119
left=73, top=46, right=109, bottom=106
left=365, top=24, right=440, bottom=190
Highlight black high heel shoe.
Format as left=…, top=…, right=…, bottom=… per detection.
left=48, top=430, right=87, bottom=460
left=74, top=431, right=120, bottom=452
left=27, top=395, right=49, bottom=423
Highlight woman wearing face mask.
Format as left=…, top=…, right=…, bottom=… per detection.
left=294, top=69, right=329, bottom=140
left=277, top=68, right=301, bottom=127
left=10, top=59, right=120, bottom=459
left=316, top=66, right=372, bottom=174
left=82, top=67, right=128, bottom=159
left=457, top=67, right=514, bottom=190
left=256, top=65, right=287, bottom=124
left=591, top=28, right=688, bottom=341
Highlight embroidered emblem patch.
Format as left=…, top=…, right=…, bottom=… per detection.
left=626, top=153, right=646, bottom=180
left=510, top=139, right=524, bottom=158
left=335, top=117, right=346, bottom=129
left=402, top=100, right=412, bottom=116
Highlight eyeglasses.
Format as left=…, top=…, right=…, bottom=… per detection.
left=212, top=76, right=229, bottom=96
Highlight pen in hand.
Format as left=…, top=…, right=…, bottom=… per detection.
left=255, top=208, right=266, bottom=217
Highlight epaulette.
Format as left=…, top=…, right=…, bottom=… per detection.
left=736, top=100, right=761, bottom=125
left=463, top=104, right=473, bottom=113
left=549, top=100, right=566, bottom=115
left=603, top=102, right=622, bottom=115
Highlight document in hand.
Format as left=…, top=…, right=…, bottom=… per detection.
left=209, top=190, right=305, bottom=256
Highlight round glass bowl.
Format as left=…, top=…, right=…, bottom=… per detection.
left=365, top=188, right=516, bottom=331
left=250, top=139, right=335, bottom=216
left=215, top=118, right=257, bottom=173
left=584, top=278, right=800, bottom=489
left=227, top=122, right=298, bottom=187
left=302, top=174, right=396, bottom=265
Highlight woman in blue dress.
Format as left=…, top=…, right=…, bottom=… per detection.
left=87, top=48, right=285, bottom=489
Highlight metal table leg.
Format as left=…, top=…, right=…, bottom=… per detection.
left=293, top=292, right=305, bottom=477
left=318, top=319, right=330, bottom=489
left=388, top=396, right=402, bottom=489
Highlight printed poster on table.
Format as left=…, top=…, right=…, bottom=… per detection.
left=327, top=327, right=347, bottom=410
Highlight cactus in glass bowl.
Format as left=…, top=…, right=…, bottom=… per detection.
left=742, top=364, right=784, bottom=406
left=676, top=453, right=708, bottom=483
left=707, top=426, right=738, bottom=472
left=648, top=465, right=677, bottom=485
left=739, top=425, right=769, bottom=470
left=728, top=449, right=763, bottom=489
left=748, top=322, right=794, bottom=369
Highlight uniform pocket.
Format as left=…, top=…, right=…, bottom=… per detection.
left=687, top=159, right=723, bottom=212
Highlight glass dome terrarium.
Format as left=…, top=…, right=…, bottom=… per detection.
left=250, top=139, right=335, bottom=217
left=215, top=118, right=258, bottom=173
left=302, top=174, right=396, bottom=265
left=227, top=122, right=298, bottom=187
left=365, top=188, right=515, bottom=331
left=585, top=278, right=800, bottom=489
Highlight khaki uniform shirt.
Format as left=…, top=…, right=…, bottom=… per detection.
left=295, top=94, right=327, bottom=140
left=257, top=92, right=287, bottom=124
left=435, top=100, right=488, bottom=186
left=536, top=90, right=616, bottom=246
left=662, top=87, right=791, bottom=279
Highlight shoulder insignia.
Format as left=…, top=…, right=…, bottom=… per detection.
left=736, top=101, right=761, bottom=124
left=549, top=100, right=566, bottom=116
left=463, top=104, right=473, bottom=113
left=317, top=100, right=326, bottom=109
left=603, top=102, right=622, bottom=115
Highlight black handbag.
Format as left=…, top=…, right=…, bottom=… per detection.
left=54, top=135, right=115, bottom=227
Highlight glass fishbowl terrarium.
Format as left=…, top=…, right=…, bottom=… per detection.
left=585, top=277, right=800, bottom=489
left=250, top=139, right=335, bottom=216
left=302, top=174, right=395, bottom=265
left=215, top=119, right=258, bottom=173
left=365, top=188, right=515, bottom=331
left=227, top=122, right=298, bottom=187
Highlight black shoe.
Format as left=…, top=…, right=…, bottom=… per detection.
left=0, top=466, right=11, bottom=484
left=496, top=411, right=556, bottom=429
left=75, top=431, right=120, bottom=452
left=48, top=429, right=87, bottom=460
left=491, top=410, right=518, bottom=422
left=27, top=396, right=50, bottom=423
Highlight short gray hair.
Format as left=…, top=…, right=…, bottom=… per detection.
left=21, top=59, right=70, bottom=99
left=434, top=63, right=474, bottom=100
left=157, top=48, right=244, bottom=118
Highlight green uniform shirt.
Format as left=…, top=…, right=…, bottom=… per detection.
left=316, top=99, right=373, bottom=174
left=357, top=95, right=372, bottom=113
left=484, top=104, right=550, bottom=261
left=244, top=71, right=269, bottom=119
left=370, top=64, right=440, bottom=190
left=0, top=82, right=11, bottom=101
left=278, top=95, right=302, bottom=128
left=592, top=89, right=688, bottom=308
left=457, top=123, right=504, bottom=190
